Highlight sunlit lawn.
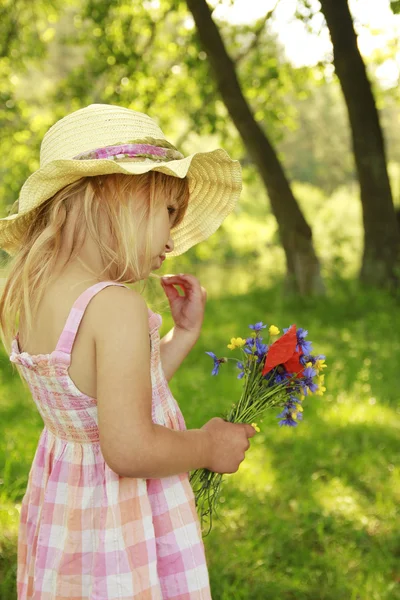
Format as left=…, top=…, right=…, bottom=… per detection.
left=0, top=273, right=399, bottom=599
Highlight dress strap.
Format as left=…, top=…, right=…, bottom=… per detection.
left=54, top=281, right=129, bottom=356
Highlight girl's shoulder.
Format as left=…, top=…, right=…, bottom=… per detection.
left=86, top=285, right=162, bottom=340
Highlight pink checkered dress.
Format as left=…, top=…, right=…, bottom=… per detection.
left=10, top=281, right=212, bottom=599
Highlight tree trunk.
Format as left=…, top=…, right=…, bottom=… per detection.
left=319, top=0, right=400, bottom=289
left=185, top=0, right=325, bottom=295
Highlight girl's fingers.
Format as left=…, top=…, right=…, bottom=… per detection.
left=162, top=274, right=204, bottom=299
left=162, top=276, right=190, bottom=290
left=162, top=275, right=198, bottom=290
left=164, top=285, right=181, bottom=301
left=162, top=280, right=187, bottom=296
left=161, top=275, right=187, bottom=282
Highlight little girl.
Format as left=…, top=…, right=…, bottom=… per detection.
left=0, top=103, right=257, bottom=600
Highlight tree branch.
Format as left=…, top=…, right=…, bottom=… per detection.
left=234, top=0, right=280, bottom=65
left=141, top=6, right=176, bottom=57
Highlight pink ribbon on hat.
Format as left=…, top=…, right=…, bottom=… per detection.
left=73, top=143, right=184, bottom=162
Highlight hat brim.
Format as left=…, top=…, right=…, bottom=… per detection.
left=0, top=148, right=242, bottom=257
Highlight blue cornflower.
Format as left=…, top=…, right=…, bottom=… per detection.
left=300, top=366, right=318, bottom=394
left=254, top=338, right=268, bottom=363
left=307, top=381, right=319, bottom=394
left=303, top=366, right=316, bottom=379
left=300, top=354, right=315, bottom=366
left=205, top=351, right=227, bottom=376
left=236, top=361, right=245, bottom=379
left=244, top=336, right=256, bottom=351
left=277, top=401, right=300, bottom=426
left=255, top=338, right=268, bottom=355
left=283, top=325, right=313, bottom=354
left=249, top=322, right=267, bottom=332
left=274, top=372, right=288, bottom=384
left=289, top=395, right=301, bottom=406
left=278, top=416, right=298, bottom=427
left=298, top=340, right=312, bottom=355
left=296, top=328, right=313, bottom=355
left=296, top=327, right=308, bottom=339
left=277, top=406, right=291, bottom=419
left=281, top=396, right=300, bottom=411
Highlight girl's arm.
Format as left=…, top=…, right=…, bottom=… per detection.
left=160, top=325, right=200, bottom=381
left=94, top=287, right=212, bottom=479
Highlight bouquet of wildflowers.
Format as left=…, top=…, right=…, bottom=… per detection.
left=190, top=321, right=327, bottom=535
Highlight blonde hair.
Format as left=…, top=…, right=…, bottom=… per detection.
left=0, top=171, right=189, bottom=357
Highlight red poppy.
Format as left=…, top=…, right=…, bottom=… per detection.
left=262, top=325, right=304, bottom=377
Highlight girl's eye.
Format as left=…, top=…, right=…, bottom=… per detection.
left=167, top=205, right=179, bottom=227
left=168, top=206, right=178, bottom=224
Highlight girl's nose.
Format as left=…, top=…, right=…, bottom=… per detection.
left=165, top=235, right=174, bottom=254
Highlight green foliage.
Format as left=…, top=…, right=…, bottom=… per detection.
left=278, top=76, right=355, bottom=194
left=0, top=1, right=62, bottom=212
left=158, top=173, right=363, bottom=284
left=390, top=1, right=400, bottom=14
left=0, top=0, right=322, bottom=217
left=0, top=0, right=60, bottom=65
left=292, top=181, right=363, bottom=279
left=1, top=0, right=399, bottom=246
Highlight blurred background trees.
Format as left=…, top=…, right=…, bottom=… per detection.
left=1, top=0, right=400, bottom=292
left=319, top=0, right=400, bottom=287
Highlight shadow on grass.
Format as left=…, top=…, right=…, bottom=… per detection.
left=202, top=419, right=400, bottom=599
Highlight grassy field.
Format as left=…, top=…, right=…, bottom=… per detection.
left=0, top=272, right=399, bottom=599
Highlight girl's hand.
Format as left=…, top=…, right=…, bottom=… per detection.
left=201, top=417, right=257, bottom=474
left=160, top=273, right=206, bottom=336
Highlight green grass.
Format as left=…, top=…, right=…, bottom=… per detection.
left=0, top=275, right=399, bottom=599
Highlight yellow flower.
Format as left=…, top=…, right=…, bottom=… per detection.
left=299, top=394, right=305, bottom=401
left=306, top=374, right=326, bottom=397
left=269, top=325, right=280, bottom=336
left=296, top=404, right=304, bottom=412
left=315, top=359, right=327, bottom=372
left=306, top=361, right=313, bottom=368
left=227, top=337, right=246, bottom=350
left=291, top=412, right=297, bottom=420
left=251, top=422, right=261, bottom=433
left=315, top=384, right=326, bottom=396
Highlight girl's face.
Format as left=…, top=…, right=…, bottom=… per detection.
left=149, top=197, right=179, bottom=270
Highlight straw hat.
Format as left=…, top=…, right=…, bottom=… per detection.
left=0, top=103, right=242, bottom=257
